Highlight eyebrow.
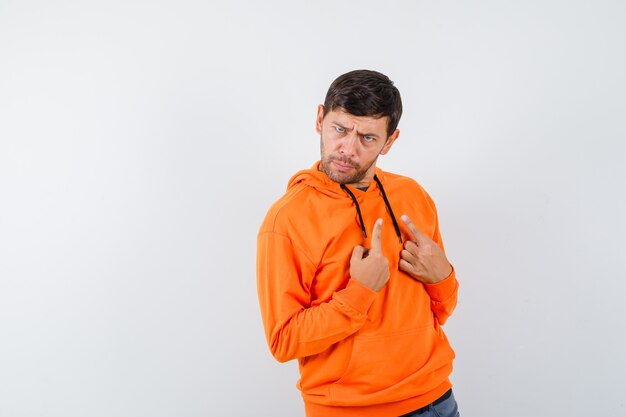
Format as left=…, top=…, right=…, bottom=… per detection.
left=331, top=121, right=380, bottom=138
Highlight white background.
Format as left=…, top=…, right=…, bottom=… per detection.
left=1, top=1, right=625, bottom=416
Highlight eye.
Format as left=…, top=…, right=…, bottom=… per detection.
left=362, top=135, right=375, bottom=143
left=334, top=126, right=345, bottom=134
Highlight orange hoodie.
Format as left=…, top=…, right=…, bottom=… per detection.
left=257, top=163, right=458, bottom=417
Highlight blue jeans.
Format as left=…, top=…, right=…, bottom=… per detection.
left=400, top=390, right=460, bottom=417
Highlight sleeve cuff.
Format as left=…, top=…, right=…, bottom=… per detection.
left=424, top=266, right=458, bottom=302
left=334, top=279, right=378, bottom=315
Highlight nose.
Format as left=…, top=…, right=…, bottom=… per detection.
left=338, top=131, right=359, bottom=156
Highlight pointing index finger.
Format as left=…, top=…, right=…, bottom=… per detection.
left=401, top=214, right=425, bottom=242
left=370, top=218, right=383, bottom=252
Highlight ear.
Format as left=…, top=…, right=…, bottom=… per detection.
left=379, top=129, right=400, bottom=155
left=315, top=104, right=325, bottom=134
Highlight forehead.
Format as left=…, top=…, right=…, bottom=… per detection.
left=324, top=108, right=388, bottom=132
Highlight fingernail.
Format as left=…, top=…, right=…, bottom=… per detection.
left=401, top=214, right=408, bottom=222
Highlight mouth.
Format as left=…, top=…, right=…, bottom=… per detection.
left=331, top=160, right=355, bottom=172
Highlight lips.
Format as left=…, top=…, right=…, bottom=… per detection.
left=331, top=160, right=355, bottom=171
left=330, top=159, right=357, bottom=172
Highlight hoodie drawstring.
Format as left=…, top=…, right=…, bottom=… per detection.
left=340, top=174, right=403, bottom=244
left=373, top=175, right=403, bottom=244
left=340, top=183, right=367, bottom=238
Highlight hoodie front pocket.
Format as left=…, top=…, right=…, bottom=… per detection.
left=329, top=325, right=452, bottom=403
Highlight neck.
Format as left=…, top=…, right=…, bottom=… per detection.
left=346, top=165, right=376, bottom=189
left=346, top=176, right=372, bottom=189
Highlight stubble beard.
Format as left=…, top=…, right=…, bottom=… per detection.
left=320, top=140, right=378, bottom=185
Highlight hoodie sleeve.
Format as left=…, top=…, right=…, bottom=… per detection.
left=257, top=231, right=377, bottom=363
left=423, top=207, right=459, bottom=325
left=423, top=267, right=458, bottom=325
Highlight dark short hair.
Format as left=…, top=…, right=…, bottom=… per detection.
left=323, top=70, right=403, bottom=136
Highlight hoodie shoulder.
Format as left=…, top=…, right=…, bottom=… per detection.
left=378, top=169, right=428, bottom=194
left=259, top=178, right=310, bottom=235
left=376, top=169, right=437, bottom=212
left=259, top=164, right=336, bottom=235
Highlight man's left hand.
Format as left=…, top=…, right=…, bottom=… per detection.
left=399, top=214, right=452, bottom=284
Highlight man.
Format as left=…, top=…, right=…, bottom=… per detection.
left=257, top=70, right=460, bottom=417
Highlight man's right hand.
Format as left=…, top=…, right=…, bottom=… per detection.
left=350, top=218, right=390, bottom=292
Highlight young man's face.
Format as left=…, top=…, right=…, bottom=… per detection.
left=316, top=105, right=399, bottom=187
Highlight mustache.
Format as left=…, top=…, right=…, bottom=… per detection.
left=328, top=155, right=359, bottom=168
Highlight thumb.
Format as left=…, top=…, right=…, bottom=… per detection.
left=351, top=245, right=365, bottom=263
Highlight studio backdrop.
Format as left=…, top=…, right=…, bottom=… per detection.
left=1, top=1, right=625, bottom=416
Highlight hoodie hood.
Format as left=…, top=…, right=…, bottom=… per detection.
left=287, top=161, right=387, bottom=195
left=287, top=161, right=402, bottom=243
